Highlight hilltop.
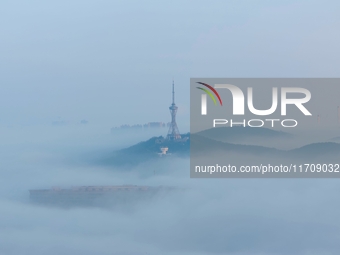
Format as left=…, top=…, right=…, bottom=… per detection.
left=96, top=127, right=340, bottom=167
left=100, top=134, right=190, bottom=167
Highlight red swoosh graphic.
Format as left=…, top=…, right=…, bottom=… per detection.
left=197, top=82, right=223, bottom=106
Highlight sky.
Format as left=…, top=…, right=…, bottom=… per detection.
left=0, top=0, right=339, bottom=130
left=1, top=1, right=340, bottom=255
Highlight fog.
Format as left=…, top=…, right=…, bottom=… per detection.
left=1, top=0, right=340, bottom=254
left=0, top=125, right=340, bottom=255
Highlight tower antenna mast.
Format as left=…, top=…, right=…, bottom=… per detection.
left=167, top=80, right=181, bottom=140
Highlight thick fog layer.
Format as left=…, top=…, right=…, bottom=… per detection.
left=0, top=126, right=340, bottom=255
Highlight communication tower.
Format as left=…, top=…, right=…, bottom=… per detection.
left=167, top=81, right=181, bottom=140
